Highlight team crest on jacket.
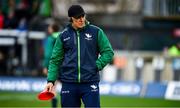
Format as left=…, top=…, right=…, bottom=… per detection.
left=85, top=33, right=92, bottom=40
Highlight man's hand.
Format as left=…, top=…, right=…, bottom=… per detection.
left=43, top=68, right=48, bottom=75
left=44, top=82, right=54, bottom=92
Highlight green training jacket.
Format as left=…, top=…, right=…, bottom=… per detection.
left=47, top=21, right=114, bottom=83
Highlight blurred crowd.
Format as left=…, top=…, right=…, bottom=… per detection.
left=0, top=0, right=53, bottom=30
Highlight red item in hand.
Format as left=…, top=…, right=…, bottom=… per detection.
left=37, top=91, right=54, bottom=100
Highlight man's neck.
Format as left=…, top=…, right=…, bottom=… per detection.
left=72, top=24, right=79, bottom=30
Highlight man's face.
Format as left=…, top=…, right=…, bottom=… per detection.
left=72, top=14, right=86, bottom=29
left=48, top=25, right=53, bottom=34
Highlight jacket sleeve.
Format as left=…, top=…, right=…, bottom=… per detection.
left=96, top=28, right=114, bottom=70
left=47, top=35, right=64, bottom=83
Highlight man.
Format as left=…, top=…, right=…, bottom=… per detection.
left=44, top=5, right=114, bottom=108
left=43, top=23, right=60, bottom=108
left=43, top=23, right=60, bottom=75
left=168, top=43, right=180, bottom=81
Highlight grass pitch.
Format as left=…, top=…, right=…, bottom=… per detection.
left=0, top=91, right=179, bottom=108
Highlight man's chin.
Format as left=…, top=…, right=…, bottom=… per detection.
left=80, top=24, right=85, bottom=28
left=78, top=26, right=84, bottom=29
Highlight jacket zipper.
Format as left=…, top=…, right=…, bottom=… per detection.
left=77, top=31, right=81, bottom=83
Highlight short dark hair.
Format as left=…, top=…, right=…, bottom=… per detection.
left=69, top=18, right=72, bottom=22
left=51, top=23, right=59, bottom=32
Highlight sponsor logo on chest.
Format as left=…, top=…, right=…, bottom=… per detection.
left=85, top=33, right=92, bottom=40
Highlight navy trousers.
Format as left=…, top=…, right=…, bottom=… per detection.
left=60, top=82, right=100, bottom=108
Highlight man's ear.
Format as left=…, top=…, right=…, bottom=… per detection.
left=69, top=18, right=73, bottom=22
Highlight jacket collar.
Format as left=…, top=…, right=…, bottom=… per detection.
left=52, top=32, right=59, bottom=38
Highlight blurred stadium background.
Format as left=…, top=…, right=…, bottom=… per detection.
left=0, top=0, right=180, bottom=107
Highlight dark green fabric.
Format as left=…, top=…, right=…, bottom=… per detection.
left=43, top=32, right=59, bottom=68
left=43, top=36, right=56, bottom=68
left=47, top=36, right=64, bottom=82
left=96, top=28, right=114, bottom=70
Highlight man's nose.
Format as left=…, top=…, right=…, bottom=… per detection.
left=79, top=17, right=84, bottom=21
